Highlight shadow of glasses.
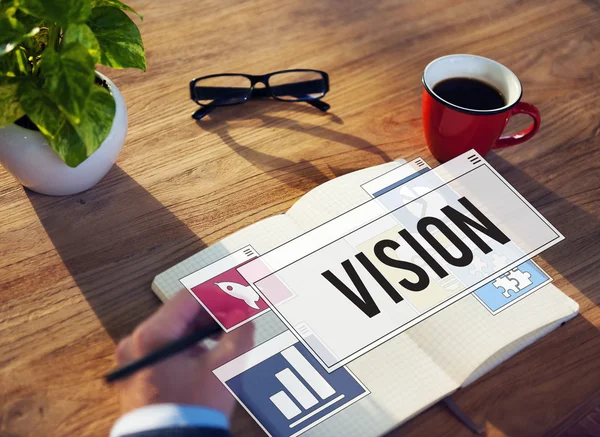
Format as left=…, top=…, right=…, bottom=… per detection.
left=194, top=100, right=393, bottom=192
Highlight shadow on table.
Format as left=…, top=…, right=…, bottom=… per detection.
left=487, top=153, right=600, bottom=306
left=473, top=154, right=600, bottom=436
left=26, top=165, right=207, bottom=342
left=397, top=152, right=600, bottom=437
left=195, top=100, right=392, bottom=190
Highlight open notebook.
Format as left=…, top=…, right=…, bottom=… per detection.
left=152, top=157, right=578, bottom=437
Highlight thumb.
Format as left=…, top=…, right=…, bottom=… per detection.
left=132, top=291, right=206, bottom=354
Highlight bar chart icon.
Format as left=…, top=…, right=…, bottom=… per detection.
left=214, top=331, right=369, bottom=437
left=268, top=346, right=344, bottom=428
left=275, top=368, right=319, bottom=411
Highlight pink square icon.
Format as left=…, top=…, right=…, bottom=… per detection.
left=190, top=258, right=270, bottom=331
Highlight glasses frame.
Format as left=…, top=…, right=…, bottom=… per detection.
left=189, top=69, right=330, bottom=119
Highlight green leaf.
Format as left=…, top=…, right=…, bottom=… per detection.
left=91, top=0, right=142, bottom=20
left=0, top=46, right=29, bottom=76
left=50, top=86, right=115, bottom=167
left=0, top=0, right=18, bottom=16
left=0, top=77, right=25, bottom=126
left=90, top=7, right=145, bottom=71
left=14, top=8, right=46, bottom=29
left=19, top=0, right=91, bottom=27
left=69, top=84, right=115, bottom=156
left=63, top=23, right=100, bottom=63
left=0, top=11, right=39, bottom=56
left=19, top=79, right=116, bottom=167
left=18, top=78, right=66, bottom=139
left=41, top=42, right=95, bottom=124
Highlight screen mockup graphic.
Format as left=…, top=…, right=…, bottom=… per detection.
left=235, top=152, right=563, bottom=370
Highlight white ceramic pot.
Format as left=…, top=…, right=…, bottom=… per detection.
left=0, top=71, right=127, bottom=196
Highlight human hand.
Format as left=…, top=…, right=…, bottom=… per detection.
left=114, top=291, right=254, bottom=416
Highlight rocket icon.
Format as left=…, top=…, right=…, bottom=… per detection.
left=215, top=281, right=261, bottom=309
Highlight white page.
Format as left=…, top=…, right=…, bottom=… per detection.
left=408, top=282, right=578, bottom=386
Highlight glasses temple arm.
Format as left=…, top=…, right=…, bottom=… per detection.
left=307, top=99, right=330, bottom=112
left=192, top=105, right=215, bottom=120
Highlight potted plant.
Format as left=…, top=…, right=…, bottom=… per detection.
left=0, top=0, right=145, bottom=195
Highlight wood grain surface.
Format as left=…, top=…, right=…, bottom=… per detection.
left=1, top=0, right=599, bottom=436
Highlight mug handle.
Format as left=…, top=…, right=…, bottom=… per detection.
left=493, top=102, right=541, bottom=149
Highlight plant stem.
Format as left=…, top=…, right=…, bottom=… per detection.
left=48, top=24, right=60, bottom=51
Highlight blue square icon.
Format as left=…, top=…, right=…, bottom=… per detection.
left=213, top=331, right=369, bottom=437
left=473, top=260, right=551, bottom=314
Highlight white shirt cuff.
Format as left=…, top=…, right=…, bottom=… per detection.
left=110, top=404, right=229, bottom=437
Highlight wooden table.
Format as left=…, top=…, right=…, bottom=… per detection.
left=1, top=0, right=599, bottom=435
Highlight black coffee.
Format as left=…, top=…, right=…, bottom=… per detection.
left=433, top=77, right=505, bottom=110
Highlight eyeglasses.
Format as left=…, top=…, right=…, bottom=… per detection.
left=189, top=69, right=330, bottom=120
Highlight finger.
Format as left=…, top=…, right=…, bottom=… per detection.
left=153, top=291, right=212, bottom=335
left=115, top=335, right=134, bottom=365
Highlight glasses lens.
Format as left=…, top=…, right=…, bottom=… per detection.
left=268, top=71, right=326, bottom=101
left=194, top=75, right=252, bottom=106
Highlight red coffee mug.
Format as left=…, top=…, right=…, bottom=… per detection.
left=422, top=54, right=541, bottom=162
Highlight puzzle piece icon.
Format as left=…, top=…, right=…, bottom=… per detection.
left=469, top=256, right=488, bottom=277
left=493, top=276, right=520, bottom=298
left=491, top=253, right=508, bottom=270
left=507, top=268, right=532, bottom=289
left=492, top=267, right=533, bottom=298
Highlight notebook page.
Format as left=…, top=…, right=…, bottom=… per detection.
left=408, top=283, right=578, bottom=386
left=286, top=160, right=405, bottom=229
left=409, top=284, right=578, bottom=385
left=462, top=308, right=576, bottom=386
left=304, top=333, right=456, bottom=437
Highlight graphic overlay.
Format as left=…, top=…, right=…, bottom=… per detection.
left=179, top=161, right=438, bottom=332
left=361, top=157, right=431, bottom=198
left=235, top=151, right=564, bottom=370
left=180, top=246, right=269, bottom=332
left=365, top=157, right=553, bottom=315
left=472, top=260, right=551, bottom=314
left=213, top=331, right=369, bottom=437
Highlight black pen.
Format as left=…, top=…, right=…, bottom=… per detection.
left=104, top=322, right=222, bottom=383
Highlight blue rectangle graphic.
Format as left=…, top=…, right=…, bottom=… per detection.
left=473, top=260, right=550, bottom=313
